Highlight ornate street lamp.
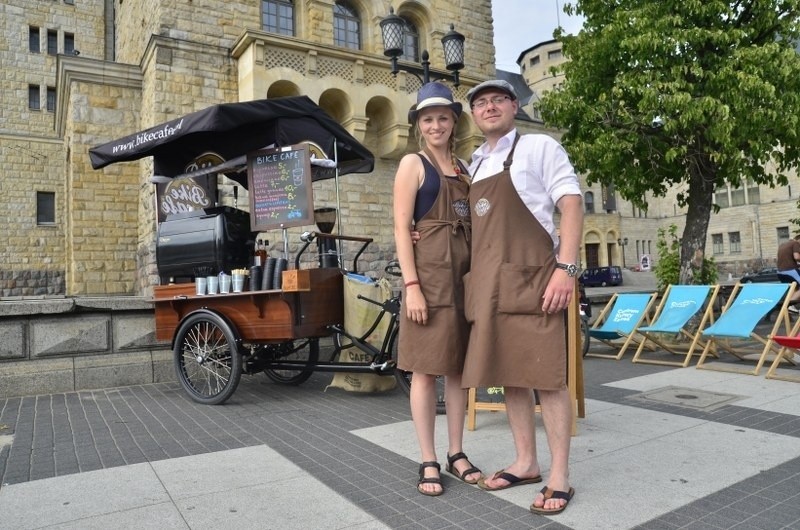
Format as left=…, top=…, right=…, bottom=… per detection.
left=380, top=7, right=465, bottom=86
left=617, top=237, right=629, bottom=268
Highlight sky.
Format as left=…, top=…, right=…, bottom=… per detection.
left=492, top=0, right=584, bottom=72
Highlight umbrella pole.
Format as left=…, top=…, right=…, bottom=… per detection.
left=334, top=141, right=342, bottom=236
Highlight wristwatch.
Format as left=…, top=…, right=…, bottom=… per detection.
left=556, top=262, right=579, bottom=277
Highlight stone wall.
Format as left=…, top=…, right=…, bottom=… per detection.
left=0, top=271, right=65, bottom=297
left=0, top=135, right=66, bottom=297
left=1, top=0, right=106, bottom=137
left=1, top=0, right=106, bottom=297
left=135, top=36, right=240, bottom=293
left=64, top=77, right=142, bottom=295
left=0, top=297, right=173, bottom=399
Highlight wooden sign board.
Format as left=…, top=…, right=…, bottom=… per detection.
left=247, top=144, right=314, bottom=231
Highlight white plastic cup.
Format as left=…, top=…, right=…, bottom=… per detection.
left=232, top=274, right=245, bottom=293
left=195, top=277, right=207, bottom=295
left=207, top=275, right=219, bottom=295
left=219, top=274, right=231, bottom=294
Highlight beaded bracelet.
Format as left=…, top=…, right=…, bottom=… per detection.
left=404, top=280, right=420, bottom=288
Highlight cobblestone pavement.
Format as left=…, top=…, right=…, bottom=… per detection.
left=1, top=355, right=799, bottom=529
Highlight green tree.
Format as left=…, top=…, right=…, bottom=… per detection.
left=541, top=1, right=800, bottom=284
left=654, top=224, right=717, bottom=291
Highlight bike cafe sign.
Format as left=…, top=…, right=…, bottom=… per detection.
left=156, top=152, right=220, bottom=221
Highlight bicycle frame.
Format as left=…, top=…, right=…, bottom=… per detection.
left=264, top=294, right=400, bottom=375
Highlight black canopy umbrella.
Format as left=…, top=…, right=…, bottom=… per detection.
left=89, top=96, right=374, bottom=187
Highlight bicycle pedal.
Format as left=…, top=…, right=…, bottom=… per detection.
left=370, top=360, right=395, bottom=373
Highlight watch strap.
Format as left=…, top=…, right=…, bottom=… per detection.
left=556, top=262, right=579, bottom=277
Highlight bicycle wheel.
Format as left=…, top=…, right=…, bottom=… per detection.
left=391, top=329, right=446, bottom=414
left=174, top=311, right=242, bottom=405
left=581, top=316, right=591, bottom=357
left=263, top=339, right=319, bottom=385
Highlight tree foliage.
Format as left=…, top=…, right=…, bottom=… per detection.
left=540, top=0, right=800, bottom=283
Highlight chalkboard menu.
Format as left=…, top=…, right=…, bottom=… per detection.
left=247, top=143, right=314, bottom=231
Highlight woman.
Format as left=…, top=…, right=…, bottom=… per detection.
left=393, top=82, right=480, bottom=496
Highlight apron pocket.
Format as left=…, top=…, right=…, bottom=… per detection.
left=417, top=260, right=456, bottom=309
left=497, top=262, right=545, bottom=315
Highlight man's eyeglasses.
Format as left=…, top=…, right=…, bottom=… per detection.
left=471, top=95, right=512, bottom=109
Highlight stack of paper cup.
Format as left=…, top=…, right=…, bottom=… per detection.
left=207, top=275, right=219, bottom=294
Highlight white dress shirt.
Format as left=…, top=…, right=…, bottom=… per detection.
left=469, top=128, right=582, bottom=248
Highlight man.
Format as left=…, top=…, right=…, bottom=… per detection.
left=776, top=234, right=800, bottom=309
left=461, top=80, right=583, bottom=515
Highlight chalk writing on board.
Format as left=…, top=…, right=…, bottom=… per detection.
left=247, top=144, right=314, bottom=231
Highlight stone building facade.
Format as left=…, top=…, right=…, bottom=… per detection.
left=8, top=1, right=793, bottom=300
left=518, top=40, right=800, bottom=276
left=4, top=0, right=533, bottom=297
left=2, top=0, right=109, bottom=296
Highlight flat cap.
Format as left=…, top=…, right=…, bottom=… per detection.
left=466, top=79, right=518, bottom=105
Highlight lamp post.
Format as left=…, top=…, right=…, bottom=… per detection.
left=380, top=7, right=465, bottom=87
left=617, top=237, right=629, bottom=268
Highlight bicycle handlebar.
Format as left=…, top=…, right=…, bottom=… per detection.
left=294, top=232, right=374, bottom=272
left=356, top=293, right=400, bottom=316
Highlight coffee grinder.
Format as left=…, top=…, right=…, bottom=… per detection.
left=314, top=207, right=339, bottom=268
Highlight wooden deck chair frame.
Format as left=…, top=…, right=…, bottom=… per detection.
left=631, top=284, right=720, bottom=367
left=585, top=292, right=657, bottom=360
left=467, top=281, right=585, bottom=435
left=766, top=317, right=800, bottom=383
left=696, top=282, right=796, bottom=376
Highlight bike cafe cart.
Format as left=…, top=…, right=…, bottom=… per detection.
left=89, top=97, right=405, bottom=405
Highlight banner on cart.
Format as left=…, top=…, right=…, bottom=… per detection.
left=247, top=143, right=314, bottom=231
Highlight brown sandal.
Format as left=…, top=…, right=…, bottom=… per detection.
left=445, top=452, right=482, bottom=485
left=530, top=486, right=575, bottom=515
left=417, top=461, right=443, bottom=496
left=477, top=469, right=542, bottom=491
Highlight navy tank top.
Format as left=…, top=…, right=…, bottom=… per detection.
left=413, top=155, right=440, bottom=222
left=413, top=154, right=466, bottom=222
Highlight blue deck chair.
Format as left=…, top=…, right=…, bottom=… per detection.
left=585, top=292, right=657, bottom=360
left=696, top=282, right=795, bottom=376
left=631, top=284, right=720, bottom=367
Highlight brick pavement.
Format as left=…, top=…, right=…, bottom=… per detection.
left=1, top=357, right=799, bottom=529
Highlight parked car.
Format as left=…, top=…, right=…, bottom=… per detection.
left=740, top=267, right=781, bottom=283
left=579, top=266, right=623, bottom=287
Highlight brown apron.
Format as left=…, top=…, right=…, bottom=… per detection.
left=397, top=153, right=471, bottom=376
left=461, top=135, right=566, bottom=390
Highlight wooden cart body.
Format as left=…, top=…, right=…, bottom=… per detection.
left=152, top=268, right=343, bottom=345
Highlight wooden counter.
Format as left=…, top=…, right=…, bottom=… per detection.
left=152, top=268, right=343, bottom=343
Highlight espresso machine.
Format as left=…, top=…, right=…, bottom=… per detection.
left=314, top=207, right=339, bottom=268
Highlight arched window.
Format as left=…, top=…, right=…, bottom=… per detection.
left=400, top=17, right=419, bottom=62
left=334, top=1, right=361, bottom=50
left=262, top=0, right=294, bottom=36
left=584, top=191, right=595, bottom=213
